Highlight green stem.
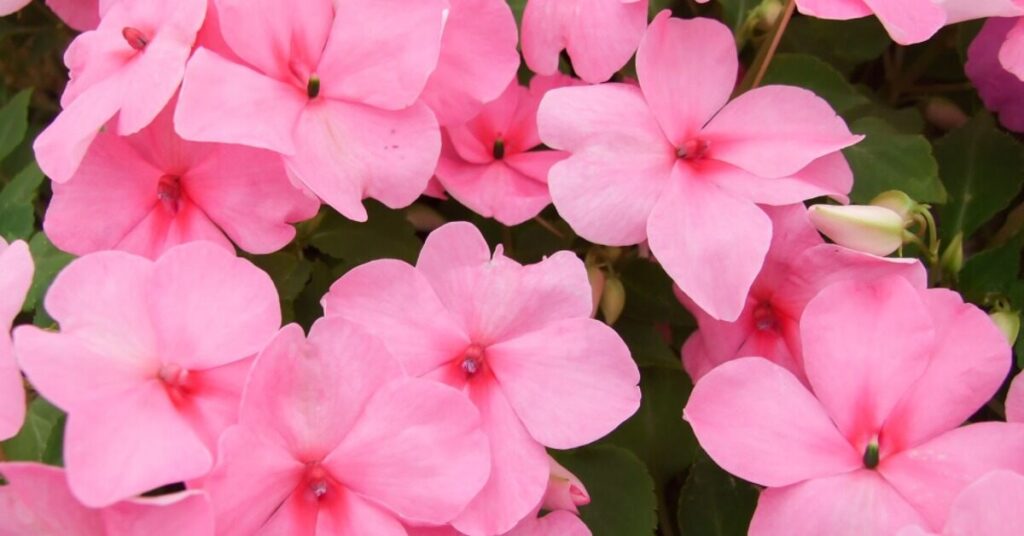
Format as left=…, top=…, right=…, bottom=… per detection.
left=658, top=489, right=678, bottom=536
left=737, top=0, right=796, bottom=93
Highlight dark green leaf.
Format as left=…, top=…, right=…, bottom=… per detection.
left=762, top=54, right=869, bottom=113
left=781, top=17, right=890, bottom=73
left=24, top=232, right=75, bottom=319
left=1, top=396, right=64, bottom=463
left=309, top=203, right=421, bottom=271
left=0, top=162, right=44, bottom=241
left=677, top=453, right=760, bottom=536
left=0, top=89, right=31, bottom=163
left=717, top=0, right=757, bottom=33
left=845, top=117, right=946, bottom=204
left=553, top=444, right=657, bottom=536
left=615, top=319, right=681, bottom=369
left=958, top=234, right=1024, bottom=304
left=936, top=113, right=1024, bottom=241
left=248, top=252, right=312, bottom=302
left=618, top=258, right=693, bottom=326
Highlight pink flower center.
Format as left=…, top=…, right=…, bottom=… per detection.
left=122, top=27, right=149, bottom=51
left=305, top=464, right=331, bottom=500
left=753, top=302, right=777, bottom=331
left=492, top=138, right=506, bottom=160
left=460, top=344, right=486, bottom=377
left=676, top=138, right=710, bottom=161
left=863, top=435, right=880, bottom=469
left=157, top=363, right=192, bottom=405
left=307, top=74, right=320, bottom=99
left=157, top=175, right=182, bottom=214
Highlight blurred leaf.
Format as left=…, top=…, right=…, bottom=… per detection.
left=781, top=17, right=890, bottom=73
left=936, top=113, right=1024, bottom=242
left=845, top=117, right=946, bottom=204
left=615, top=319, right=680, bottom=369
left=309, top=203, right=421, bottom=271
left=1, top=396, right=64, bottom=463
left=762, top=54, right=869, bottom=113
left=553, top=444, right=657, bottom=536
left=619, top=258, right=693, bottom=326
left=958, top=235, right=1024, bottom=304
left=0, top=162, right=43, bottom=241
left=0, top=89, right=31, bottom=163
left=248, top=252, right=312, bottom=302
left=23, top=232, right=74, bottom=320
left=677, top=453, right=760, bottom=536
left=718, top=0, right=757, bottom=33
left=292, top=259, right=334, bottom=330
left=605, top=367, right=697, bottom=487
left=843, top=101, right=926, bottom=135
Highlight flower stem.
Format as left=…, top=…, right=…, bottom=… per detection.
left=737, top=0, right=796, bottom=93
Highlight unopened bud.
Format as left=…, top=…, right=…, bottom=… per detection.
left=924, top=97, right=969, bottom=131
left=587, top=266, right=606, bottom=319
left=869, top=190, right=917, bottom=224
left=543, top=457, right=590, bottom=514
left=941, top=232, right=964, bottom=277
left=808, top=204, right=906, bottom=256
left=756, top=0, right=785, bottom=31
left=990, top=310, right=1021, bottom=346
left=600, top=276, right=625, bottom=326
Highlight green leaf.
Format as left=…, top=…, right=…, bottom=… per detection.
left=0, top=89, right=31, bottom=163
left=677, top=453, right=760, bottom=536
left=553, top=444, right=657, bottom=536
left=309, top=203, right=421, bottom=271
left=958, top=235, right=1024, bottom=304
left=23, top=232, right=75, bottom=320
left=614, top=319, right=681, bottom=369
left=936, top=113, right=1024, bottom=242
left=845, top=117, right=946, bottom=204
left=717, top=0, right=758, bottom=33
left=0, top=162, right=44, bottom=241
left=618, top=258, right=694, bottom=326
left=781, top=17, right=890, bottom=73
left=762, top=54, right=869, bottom=114
left=248, top=252, right=312, bottom=302
left=1, top=396, right=64, bottom=463
left=605, top=367, right=697, bottom=487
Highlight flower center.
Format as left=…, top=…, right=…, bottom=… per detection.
left=863, top=437, right=880, bottom=469
left=157, top=363, right=192, bottom=405
left=305, top=464, right=331, bottom=500
left=122, top=27, right=149, bottom=51
left=752, top=302, right=777, bottom=331
left=676, top=138, right=710, bottom=161
left=460, top=344, right=485, bottom=377
left=492, top=138, right=506, bottom=160
left=307, top=74, right=320, bottom=99
left=157, top=174, right=182, bottom=214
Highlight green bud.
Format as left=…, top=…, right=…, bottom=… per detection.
left=940, top=233, right=964, bottom=277
left=600, top=277, right=626, bottom=326
left=990, top=310, right=1021, bottom=346
left=870, top=190, right=918, bottom=224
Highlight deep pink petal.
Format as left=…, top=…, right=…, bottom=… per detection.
left=435, top=159, right=552, bottom=226
left=648, top=168, right=771, bottom=321
left=702, top=85, right=862, bottom=178
left=46, top=0, right=100, bottom=31
left=685, top=358, right=861, bottom=487
left=286, top=100, right=439, bottom=222
left=113, top=198, right=233, bottom=259
left=0, top=462, right=103, bottom=535
left=175, top=357, right=252, bottom=453
left=800, top=277, right=933, bottom=451
left=488, top=318, right=640, bottom=449
left=318, top=0, right=446, bottom=110
left=862, top=0, right=947, bottom=45
left=942, top=470, right=1024, bottom=536
left=637, top=12, right=737, bottom=145
left=1000, top=18, right=1024, bottom=81
left=881, top=422, right=1024, bottom=529
left=325, top=378, right=490, bottom=525
left=521, top=0, right=571, bottom=77
left=322, top=260, right=469, bottom=377
left=749, top=470, right=928, bottom=536
left=316, top=489, right=408, bottom=536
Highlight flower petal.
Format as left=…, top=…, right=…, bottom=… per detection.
left=862, top=0, right=947, bottom=45
left=942, top=470, right=1024, bottom=536
left=0, top=462, right=104, bottom=534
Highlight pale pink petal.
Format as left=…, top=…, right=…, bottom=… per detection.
left=520, top=0, right=570, bottom=78
left=416, top=220, right=493, bottom=287
left=325, top=378, right=490, bottom=525
left=241, top=320, right=401, bottom=459
left=286, top=100, right=440, bottom=221
left=0, top=462, right=102, bottom=535
left=942, top=470, right=1024, bottom=536
left=881, top=422, right=1024, bottom=529
left=0, top=0, right=30, bottom=16
left=1007, top=372, right=1024, bottom=423
left=862, top=0, right=947, bottom=45
left=435, top=159, right=551, bottom=226
left=542, top=457, right=590, bottom=513
left=113, top=39, right=192, bottom=135
left=33, top=78, right=121, bottom=183
left=104, top=491, right=214, bottom=536
left=681, top=332, right=715, bottom=382
left=684, top=358, right=861, bottom=487
left=488, top=318, right=640, bottom=449
left=46, top=0, right=100, bottom=31
left=420, top=0, right=520, bottom=126
left=507, top=510, right=592, bottom=536
left=648, top=168, right=771, bottom=321
left=538, top=83, right=671, bottom=153
left=943, top=0, right=1024, bottom=23
left=175, top=47, right=306, bottom=154
left=203, top=426, right=306, bottom=536
left=565, top=0, right=648, bottom=84
left=713, top=152, right=854, bottom=206
left=749, top=470, right=928, bottom=536
left=755, top=203, right=826, bottom=289
left=318, top=0, right=446, bottom=110
left=800, top=277, right=933, bottom=450
left=149, top=242, right=280, bottom=371
left=702, top=85, right=862, bottom=178
left=637, top=12, right=737, bottom=145
left=504, top=150, right=566, bottom=184
left=882, top=289, right=1011, bottom=454
left=60, top=28, right=128, bottom=108
left=316, top=490, right=408, bottom=536
left=0, top=240, right=32, bottom=440
left=64, top=384, right=211, bottom=507
left=176, top=357, right=252, bottom=452
left=999, top=18, right=1024, bottom=81
left=322, top=260, right=469, bottom=377
left=795, top=0, right=872, bottom=18
left=452, top=377, right=550, bottom=536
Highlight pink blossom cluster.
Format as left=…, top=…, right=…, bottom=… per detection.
left=0, top=0, right=1022, bottom=535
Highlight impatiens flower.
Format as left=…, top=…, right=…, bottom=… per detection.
left=522, top=0, right=648, bottom=83
left=202, top=318, right=490, bottom=535
left=897, top=470, right=1024, bottom=536
left=967, top=17, right=1024, bottom=132
left=46, top=0, right=105, bottom=31
left=13, top=242, right=281, bottom=506
left=176, top=0, right=447, bottom=222
left=44, top=99, right=318, bottom=260
left=685, top=276, right=1024, bottom=534
left=409, top=510, right=590, bottom=536
left=323, top=222, right=641, bottom=535
left=0, top=462, right=214, bottom=535
left=807, top=203, right=907, bottom=257
left=420, top=0, right=521, bottom=126
left=1007, top=371, right=1024, bottom=423
left=435, top=76, right=573, bottom=226
left=677, top=204, right=926, bottom=383
left=33, top=0, right=206, bottom=183
left=0, top=238, right=33, bottom=441
left=537, top=13, right=860, bottom=321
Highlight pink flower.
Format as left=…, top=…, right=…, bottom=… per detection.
left=541, top=456, right=590, bottom=514
left=435, top=76, right=574, bottom=226
left=13, top=242, right=281, bottom=506
left=409, top=511, right=591, bottom=536
left=33, top=0, right=207, bottom=183
left=677, top=204, right=926, bottom=383
left=202, top=318, right=490, bottom=535
left=522, top=0, right=649, bottom=83
left=897, top=470, right=1024, bottom=536
left=0, top=0, right=30, bottom=17
left=1007, top=371, right=1024, bottom=422
left=44, top=99, right=318, bottom=260
left=420, top=0, right=521, bottom=126
left=0, top=462, right=214, bottom=536
left=537, top=13, right=860, bottom=321
left=323, top=222, right=641, bottom=535
left=0, top=238, right=33, bottom=441
left=685, top=276, right=1024, bottom=534
left=175, top=0, right=448, bottom=222
left=967, top=17, right=1024, bottom=132
left=45, top=0, right=105, bottom=31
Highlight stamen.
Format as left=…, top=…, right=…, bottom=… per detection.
left=460, top=344, right=485, bottom=376
left=158, top=363, right=188, bottom=387
left=157, top=175, right=182, bottom=214
left=306, top=465, right=330, bottom=499
left=863, top=439, right=880, bottom=469
left=307, top=74, right=321, bottom=99
left=676, top=138, right=710, bottom=161
left=753, top=303, right=777, bottom=331
left=492, top=138, right=506, bottom=160
left=122, top=27, right=149, bottom=51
